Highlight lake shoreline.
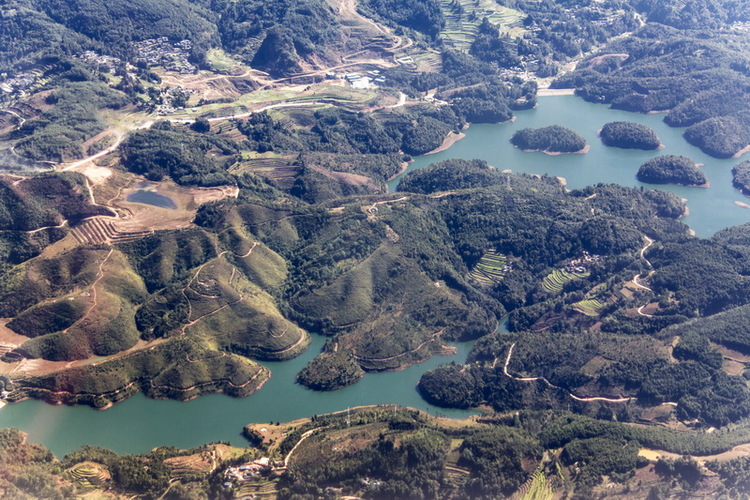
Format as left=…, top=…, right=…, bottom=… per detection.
left=425, top=130, right=467, bottom=155
left=9, top=94, right=750, bottom=457
left=516, top=144, right=590, bottom=155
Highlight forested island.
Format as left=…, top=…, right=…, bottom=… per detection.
left=552, top=4, right=750, bottom=160
left=733, top=160, right=750, bottom=196
left=510, top=125, right=588, bottom=154
left=636, top=155, right=708, bottom=186
left=599, top=121, right=661, bottom=150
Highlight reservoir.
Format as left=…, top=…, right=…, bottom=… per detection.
left=2, top=95, right=749, bottom=456
left=389, top=96, right=750, bottom=237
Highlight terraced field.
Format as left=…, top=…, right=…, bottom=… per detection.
left=164, top=450, right=217, bottom=477
left=412, top=51, right=443, bottom=72
left=67, top=462, right=109, bottom=491
left=520, top=470, right=554, bottom=500
left=235, top=479, right=278, bottom=498
left=212, top=121, right=246, bottom=142
left=468, top=251, right=508, bottom=285
left=71, top=216, right=154, bottom=245
left=572, top=298, right=607, bottom=317
left=290, top=93, right=371, bottom=107
left=440, top=0, right=525, bottom=51
left=541, top=269, right=589, bottom=294
left=231, top=155, right=300, bottom=188
left=443, top=438, right=471, bottom=490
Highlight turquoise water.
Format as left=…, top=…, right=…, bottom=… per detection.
left=389, top=96, right=750, bottom=237
left=3, top=95, right=750, bottom=457
left=0, top=335, right=476, bottom=456
left=126, top=189, right=177, bottom=209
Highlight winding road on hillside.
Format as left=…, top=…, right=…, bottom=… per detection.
left=502, top=343, right=636, bottom=403
left=284, top=428, right=319, bottom=467
left=3, top=109, right=26, bottom=128
left=59, top=120, right=154, bottom=171
left=633, top=236, right=656, bottom=316
left=170, top=101, right=324, bottom=125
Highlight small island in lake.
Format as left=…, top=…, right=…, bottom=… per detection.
left=732, top=160, right=750, bottom=196
left=636, top=155, right=707, bottom=186
left=296, top=351, right=365, bottom=391
left=599, top=121, right=661, bottom=150
left=510, top=125, right=588, bottom=154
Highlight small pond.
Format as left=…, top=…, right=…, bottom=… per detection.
left=126, top=183, right=177, bottom=209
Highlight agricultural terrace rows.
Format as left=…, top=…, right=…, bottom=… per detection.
left=541, top=268, right=589, bottom=294
left=66, top=462, right=108, bottom=491
left=468, top=250, right=509, bottom=285
left=235, top=479, right=277, bottom=498
left=572, top=298, right=607, bottom=317
left=440, top=0, right=525, bottom=51
left=517, top=470, right=554, bottom=500
left=231, top=156, right=298, bottom=188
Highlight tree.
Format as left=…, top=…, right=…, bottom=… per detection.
left=191, top=117, right=211, bottom=133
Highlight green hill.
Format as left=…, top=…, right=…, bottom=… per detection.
left=2, top=159, right=699, bottom=404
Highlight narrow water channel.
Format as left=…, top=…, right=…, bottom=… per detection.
left=0, top=335, right=476, bottom=456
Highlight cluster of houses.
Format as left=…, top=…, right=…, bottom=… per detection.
left=133, top=38, right=196, bottom=74
left=78, top=51, right=123, bottom=73
left=222, top=456, right=286, bottom=489
left=326, top=70, right=387, bottom=89
left=524, top=5, right=624, bottom=28
left=0, top=71, right=40, bottom=101
left=155, top=86, right=195, bottom=115
left=565, top=251, right=603, bottom=274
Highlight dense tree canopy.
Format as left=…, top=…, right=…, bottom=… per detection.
left=510, top=125, right=586, bottom=153
left=599, top=121, right=661, bottom=150
left=636, top=155, right=707, bottom=186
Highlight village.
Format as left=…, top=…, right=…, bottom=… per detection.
left=133, top=37, right=196, bottom=74
left=0, top=37, right=198, bottom=107
left=564, top=250, right=603, bottom=274
left=0, top=70, right=42, bottom=103
left=222, top=456, right=275, bottom=485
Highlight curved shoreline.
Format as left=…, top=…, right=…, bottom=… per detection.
left=424, top=131, right=466, bottom=155
left=387, top=161, right=409, bottom=182
left=637, top=178, right=710, bottom=188
left=516, top=144, right=590, bottom=155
